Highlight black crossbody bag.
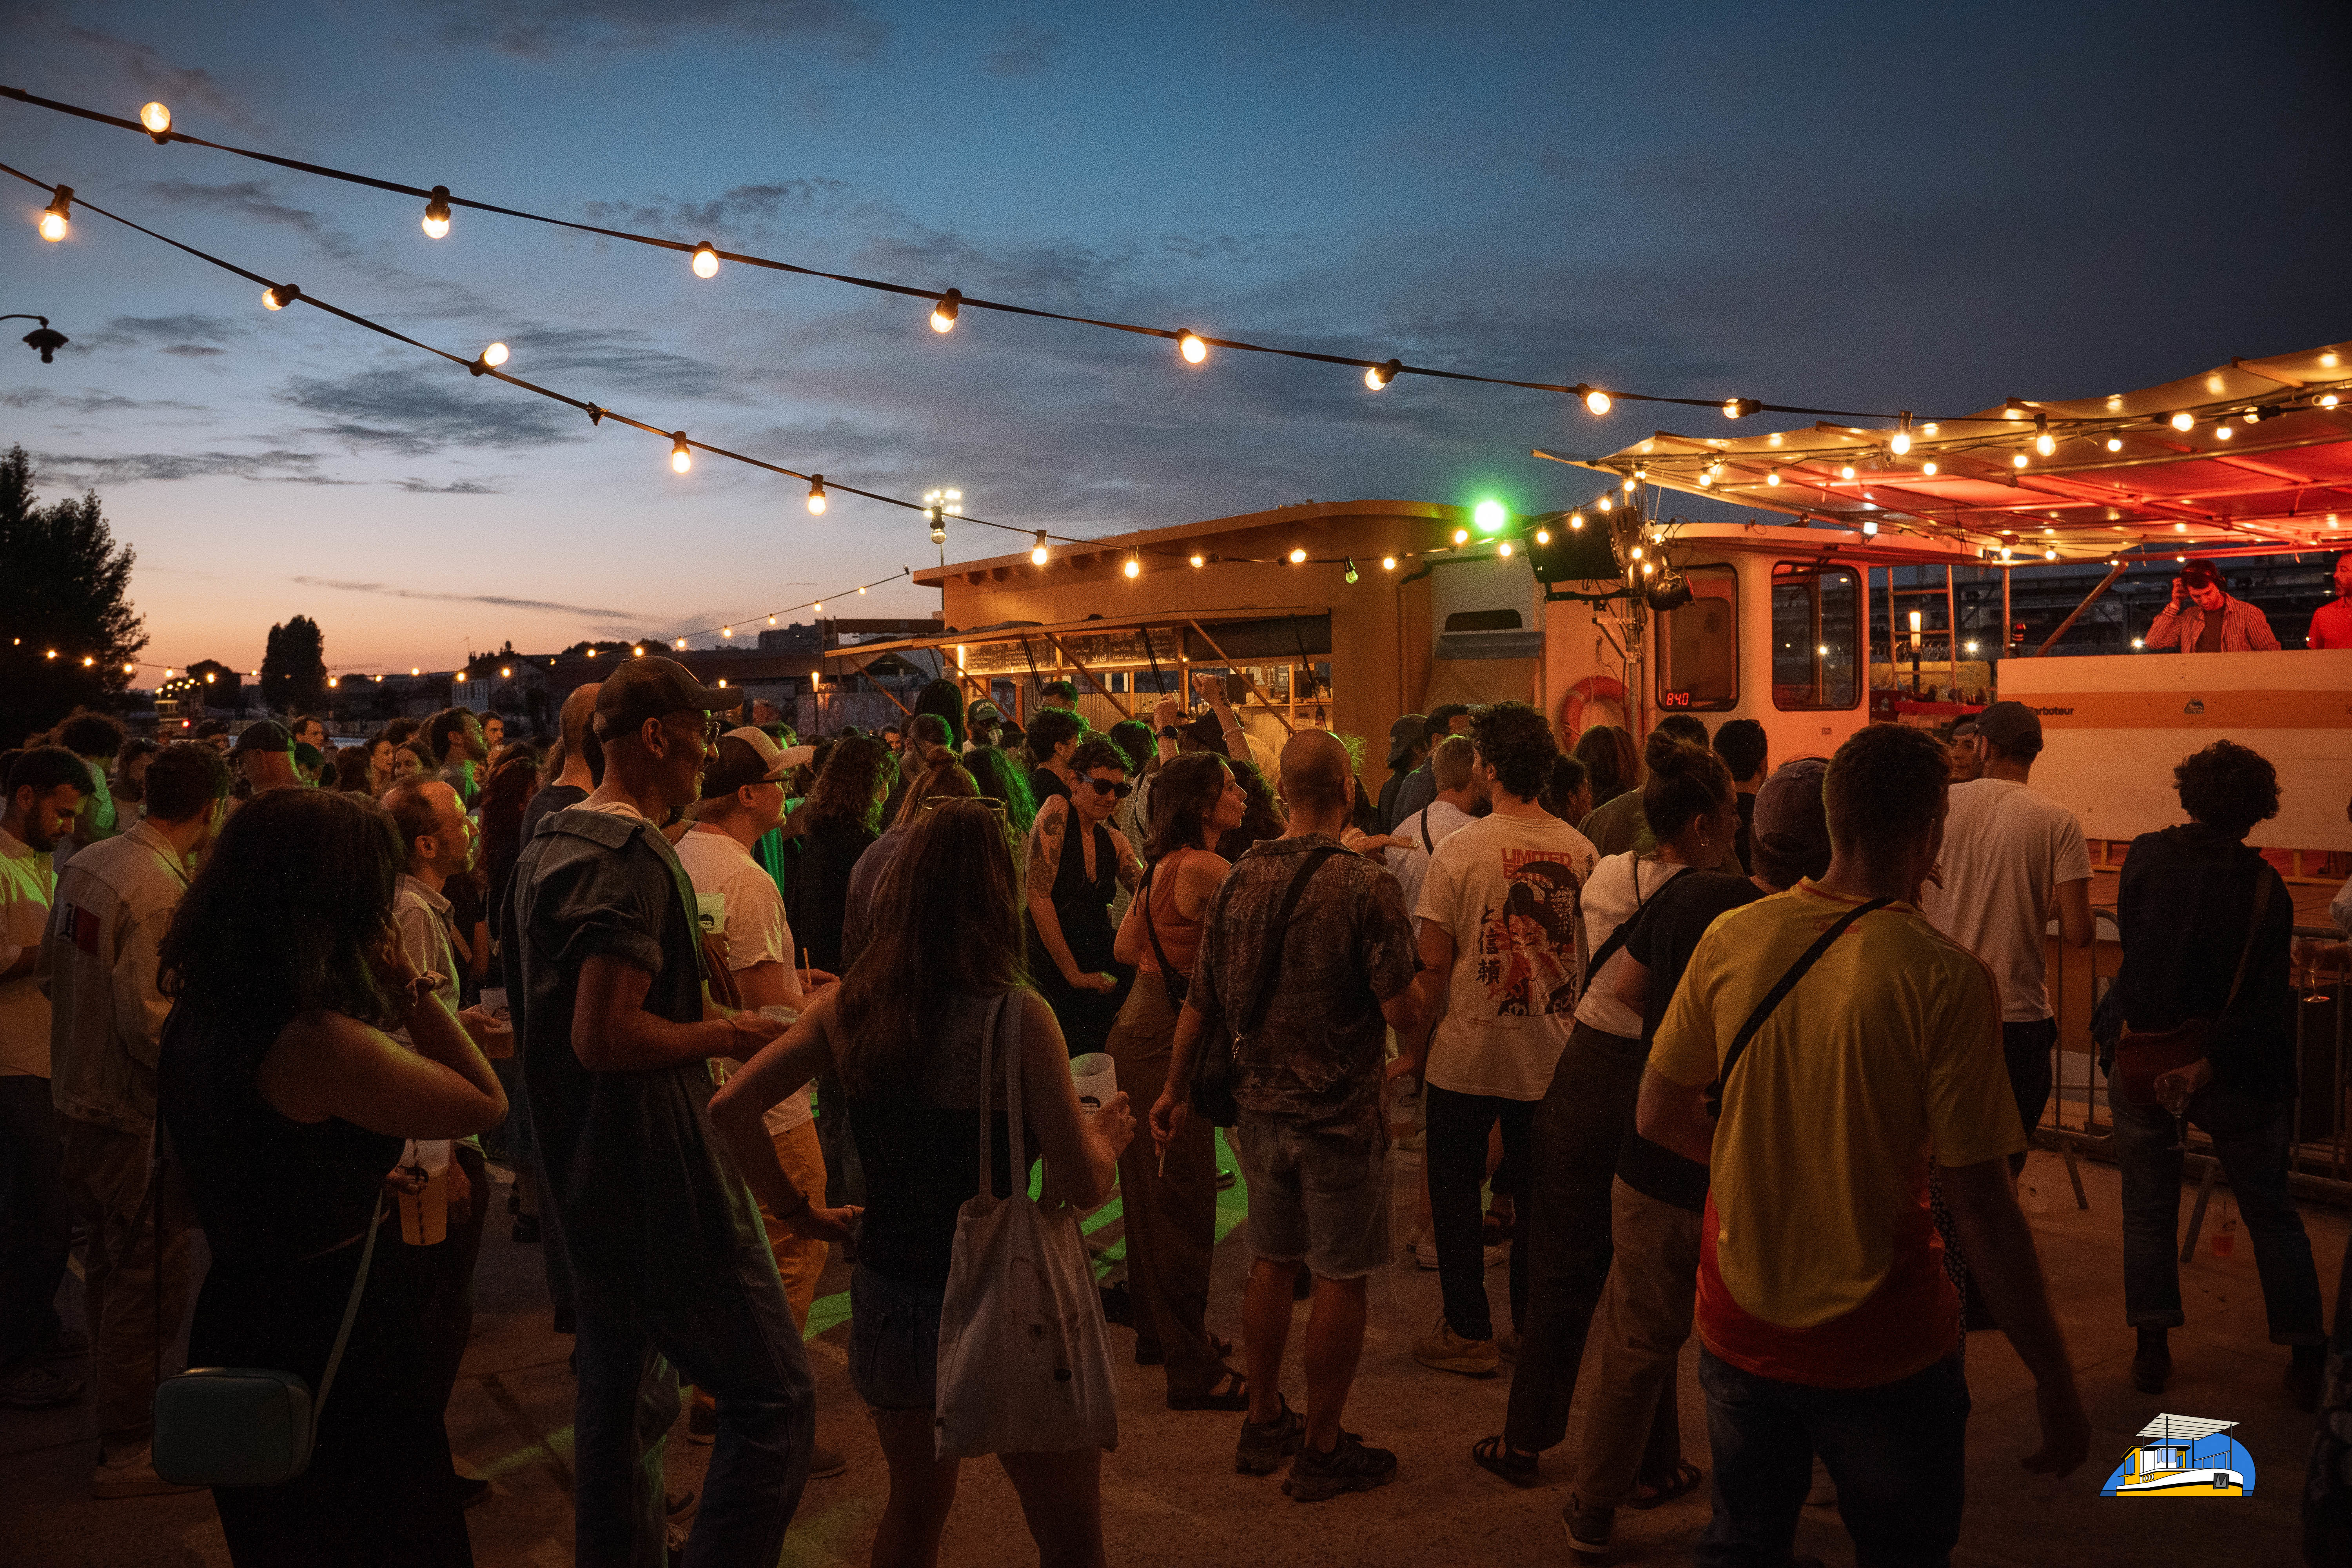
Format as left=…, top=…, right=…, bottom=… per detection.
left=1706, top=897, right=1893, bottom=1118
left=1187, top=848, right=1344, bottom=1127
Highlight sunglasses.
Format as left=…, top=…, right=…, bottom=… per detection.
left=1081, top=777, right=1133, bottom=800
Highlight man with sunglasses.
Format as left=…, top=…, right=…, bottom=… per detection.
left=506, top=657, right=855, bottom=1567
left=1028, top=735, right=1143, bottom=1059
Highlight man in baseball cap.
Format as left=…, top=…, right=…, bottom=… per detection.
left=230, top=719, right=300, bottom=795
left=508, top=655, right=844, bottom=1558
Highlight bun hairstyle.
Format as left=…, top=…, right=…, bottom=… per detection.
left=1639, top=729, right=1733, bottom=844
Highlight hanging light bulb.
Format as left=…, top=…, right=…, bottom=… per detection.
left=1289, top=548, right=1308, bottom=564
left=766, top=615, right=776, bottom=626
left=1343, top=557, right=1360, bottom=583
left=1568, top=514, right=1584, bottom=530
left=37, top=185, right=71, bottom=241
left=1451, top=528, right=1470, bottom=545
left=1891, top=412, right=1913, bottom=455
left=1922, top=460, right=1939, bottom=475
left=1124, top=552, right=1142, bottom=579
left=857, top=584, right=867, bottom=594
left=1840, top=464, right=1857, bottom=481
left=1630, top=545, right=1643, bottom=561
left=469, top=340, right=508, bottom=376
left=813, top=600, right=824, bottom=614
left=1381, top=555, right=1398, bottom=570
left=1696, top=468, right=1713, bottom=487
left=1862, top=519, right=1878, bottom=537
left=1189, top=552, right=1206, bottom=568
left=930, top=288, right=961, bottom=333
left=675, top=638, right=687, bottom=650
left=2320, top=393, right=2341, bottom=408
left=2105, top=437, right=2123, bottom=452
left=807, top=475, right=826, bottom=514
left=2034, top=413, right=2055, bottom=456
left=1597, top=494, right=1613, bottom=513
left=1497, top=540, right=1514, bottom=557
left=1365, top=358, right=1400, bottom=390
left=1535, top=528, right=1551, bottom=545
left=1578, top=385, right=1611, bottom=416
left=2012, top=452, right=2029, bottom=468
left=720, top=626, right=732, bottom=638
left=666, top=433, right=693, bottom=473
left=2170, top=411, right=2195, bottom=431
left=1031, top=531, right=1050, bottom=566
left=1176, top=330, right=1207, bottom=364
left=1766, top=470, right=1781, bottom=485
left=691, top=242, right=720, bottom=278
left=2215, top=423, right=2234, bottom=440
left=262, top=283, right=300, bottom=311
left=422, top=185, right=452, bottom=238
left=139, top=101, right=173, bottom=137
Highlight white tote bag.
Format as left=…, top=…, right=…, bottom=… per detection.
left=933, top=992, right=1120, bottom=1459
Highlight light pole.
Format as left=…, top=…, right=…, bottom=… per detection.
left=4, top=315, right=67, bottom=362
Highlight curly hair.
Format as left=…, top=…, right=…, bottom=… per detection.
left=1069, top=735, right=1130, bottom=779
left=1106, top=719, right=1155, bottom=775
left=2173, top=739, right=2279, bottom=838
left=803, top=733, right=893, bottom=835
left=1214, top=759, right=1287, bottom=860
left=1470, top=701, right=1560, bottom=802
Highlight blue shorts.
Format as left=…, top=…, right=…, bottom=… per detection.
left=849, top=1265, right=943, bottom=1411
left=1231, top=1111, right=1392, bottom=1280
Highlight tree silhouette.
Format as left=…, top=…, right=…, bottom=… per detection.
left=261, top=615, right=329, bottom=715
left=0, top=445, right=147, bottom=745
left=183, top=661, right=243, bottom=714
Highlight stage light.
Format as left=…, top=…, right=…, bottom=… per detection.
left=2106, top=437, right=2122, bottom=452
left=1177, top=330, right=1207, bottom=364
left=692, top=242, right=720, bottom=278
left=1365, top=358, right=1400, bottom=390
left=671, top=433, right=692, bottom=473
left=930, top=289, right=961, bottom=333
left=808, top=476, right=826, bottom=514
left=423, top=185, right=451, bottom=238
left=1032, top=532, right=1050, bottom=566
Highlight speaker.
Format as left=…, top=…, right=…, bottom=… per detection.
left=1526, top=512, right=1620, bottom=584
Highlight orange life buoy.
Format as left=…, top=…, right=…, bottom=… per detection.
left=1559, top=675, right=1628, bottom=744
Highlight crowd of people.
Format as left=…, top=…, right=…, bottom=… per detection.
left=2, top=659, right=2349, bottom=1567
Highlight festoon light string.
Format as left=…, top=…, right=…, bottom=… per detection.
left=5, top=83, right=2013, bottom=428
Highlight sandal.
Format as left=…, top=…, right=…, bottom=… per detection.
left=1624, top=1461, right=1703, bottom=1510
left=1168, top=1369, right=1250, bottom=1412
left=1470, top=1434, right=1541, bottom=1489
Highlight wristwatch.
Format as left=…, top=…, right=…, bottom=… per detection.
left=1158, top=725, right=1181, bottom=740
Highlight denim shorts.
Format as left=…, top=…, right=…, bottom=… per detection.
left=849, top=1265, right=944, bottom=1411
left=1231, top=1111, right=1392, bottom=1279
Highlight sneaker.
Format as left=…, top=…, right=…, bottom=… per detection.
left=92, top=1444, right=201, bottom=1499
left=1236, top=1395, right=1305, bottom=1475
left=1406, top=1235, right=1441, bottom=1271
left=1282, top=1430, right=1398, bottom=1502
left=1413, top=1318, right=1500, bottom=1378
left=1215, top=1167, right=1237, bottom=1191
left=809, top=1445, right=849, bottom=1479
left=1564, top=1493, right=1614, bottom=1556
left=1484, top=1241, right=1510, bottom=1270
left=0, top=1360, right=83, bottom=1410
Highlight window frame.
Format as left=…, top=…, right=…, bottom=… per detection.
left=1769, top=561, right=1864, bottom=711
left=1655, top=564, right=1739, bottom=713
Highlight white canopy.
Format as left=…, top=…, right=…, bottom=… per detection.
left=2136, top=1414, right=2239, bottom=1442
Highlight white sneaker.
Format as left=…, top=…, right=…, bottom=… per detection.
left=1484, top=1240, right=1510, bottom=1270
left=93, top=1444, right=202, bottom=1499
left=1408, top=1234, right=1442, bottom=1270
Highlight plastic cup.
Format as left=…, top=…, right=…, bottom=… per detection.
left=1069, top=1053, right=1116, bottom=1114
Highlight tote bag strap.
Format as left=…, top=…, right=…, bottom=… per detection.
left=311, top=1193, right=386, bottom=1424
left=972, top=992, right=1030, bottom=1203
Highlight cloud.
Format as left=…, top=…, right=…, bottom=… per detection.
left=392, top=477, right=501, bottom=494
left=31, top=448, right=332, bottom=484
left=130, top=180, right=360, bottom=262
left=163, top=345, right=228, bottom=358
left=984, top=24, right=1060, bottom=77
left=75, top=314, right=250, bottom=358
left=583, top=180, right=854, bottom=240
left=0, top=389, right=204, bottom=415
left=50, top=25, right=270, bottom=133
left=278, top=366, right=584, bottom=455
left=410, top=0, right=888, bottom=60
left=503, top=327, right=739, bottom=399
left=292, top=577, right=643, bottom=620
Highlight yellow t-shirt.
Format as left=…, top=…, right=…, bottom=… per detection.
left=1650, top=882, right=2022, bottom=1385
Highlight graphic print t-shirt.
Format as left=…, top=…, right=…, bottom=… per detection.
left=1415, top=811, right=1598, bottom=1100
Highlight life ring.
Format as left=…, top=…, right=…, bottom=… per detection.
left=1559, top=675, right=1628, bottom=744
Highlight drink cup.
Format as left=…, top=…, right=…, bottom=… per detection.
left=1069, top=1053, right=1116, bottom=1114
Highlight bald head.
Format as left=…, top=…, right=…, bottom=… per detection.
left=560, top=682, right=601, bottom=752
left=1277, top=728, right=1350, bottom=818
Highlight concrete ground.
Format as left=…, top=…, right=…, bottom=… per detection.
left=2, top=1141, right=2336, bottom=1567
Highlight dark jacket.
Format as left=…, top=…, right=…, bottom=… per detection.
left=2112, top=823, right=2294, bottom=1100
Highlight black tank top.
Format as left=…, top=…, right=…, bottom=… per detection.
left=1037, top=815, right=1119, bottom=974
left=159, top=1008, right=404, bottom=1275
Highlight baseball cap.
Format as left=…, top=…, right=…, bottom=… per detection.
left=593, top=655, right=740, bottom=739
left=1386, top=713, right=1426, bottom=769
left=1975, top=699, right=2043, bottom=756
left=700, top=726, right=796, bottom=797
left=232, top=720, right=293, bottom=756
left=1751, top=757, right=1833, bottom=888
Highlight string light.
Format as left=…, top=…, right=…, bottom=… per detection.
left=929, top=288, right=960, bottom=333
left=2012, top=452, right=2029, bottom=468
left=691, top=241, right=719, bottom=279
left=807, top=475, right=826, bottom=514
left=1450, top=528, right=1470, bottom=545
left=1381, top=555, right=1397, bottom=569
left=1922, top=460, right=1938, bottom=475
left=1031, top=531, right=1050, bottom=566
left=1534, top=528, right=1550, bottom=544
left=2106, top=437, right=2122, bottom=452
left=1722, top=397, right=1759, bottom=419
left=1580, top=386, right=1611, bottom=416
left=670, top=432, right=692, bottom=473
left=2215, top=423, right=2234, bottom=440
left=2045, top=547, right=2058, bottom=560
left=1840, top=465, right=1857, bottom=480
left=2323, top=394, right=2342, bottom=408
left=1289, top=548, right=1308, bottom=564
left=813, top=601, right=824, bottom=613
left=1622, top=475, right=1637, bottom=492
left=1344, top=557, right=1360, bottom=582
left=720, top=626, right=731, bottom=638
left=1189, top=552, right=1205, bottom=568
left=1497, top=540, right=1514, bottom=557
left=1890, top=412, right=1913, bottom=455
left=139, top=102, right=171, bottom=137
left=37, top=184, right=70, bottom=241
left=1766, top=469, right=1780, bottom=485
left=470, top=340, right=508, bottom=375
left=2034, top=413, right=2055, bottom=457
left=422, top=185, right=451, bottom=238
left=262, top=282, right=299, bottom=310
left=2170, top=411, right=2195, bottom=430
left=1124, top=551, right=1141, bottom=579
left=1365, top=358, right=1400, bottom=391
left=1568, top=514, right=1584, bottom=530
left=1170, top=330, right=1207, bottom=365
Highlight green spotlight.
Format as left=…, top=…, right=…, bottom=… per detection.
left=1473, top=498, right=1508, bottom=532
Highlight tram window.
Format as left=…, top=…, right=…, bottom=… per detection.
left=1771, top=563, right=1860, bottom=710
left=1656, top=566, right=1736, bottom=711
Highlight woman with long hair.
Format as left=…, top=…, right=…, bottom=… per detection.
left=334, top=742, right=377, bottom=795
left=782, top=734, right=892, bottom=976
left=389, top=741, right=434, bottom=787
left=709, top=800, right=1133, bottom=1568
left=961, top=746, right=1038, bottom=839
left=840, top=755, right=980, bottom=967
left=911, top=677, right=968, bottom=753
left=1105, top=752, right=1249, bottom=1410
left=1573, top=724, right=1639, bottom=813
left=1212, top=758, right=1287, bottom=861
left=477, top=753, right=541, bottom=940
left=157, top=790, right=505, bottom=1566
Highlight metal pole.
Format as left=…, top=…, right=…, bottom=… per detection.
left=1944, top=565, right=1958, bottom=697
left=2034, top=560, right=2129, bottom=657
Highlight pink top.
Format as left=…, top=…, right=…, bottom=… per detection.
left=1136, top=847, right=1208, bottom=980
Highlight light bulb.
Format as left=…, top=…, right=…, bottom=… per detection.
left=262, top=283, right=300, bottom=310
left=857, top=584, right=867, bottom=594
left=675, top=638, right=686, bottom=649
left=37, top=187, right=69, bottom=241
left=2045, top=548, right=2058, bottom=560
left=1124, top=554, right=1141, bottom=579
left=1862, top=519, right=1878, bottom=537
left=1641, top=561, right=1654, bottom=575
left=2322, top=394, right=2341, bottom=408
left=2170, top=411, right=2195, bottom=431
left=1177, top=330, right=1208, bottom=364
left=481, top=341, right=508, bottom=367
left=1697, top=468, right=1713, bottom=487
left=1343, top=557, right=1360, bottom=583
left=2215, top=425, right=2234, bottom=440
left=807, top=476, right=827, bottom=514
left=1622, top=476, right=1637, bottom=492
left=422, top=185, right=451, bottom=238
left=1032, top=532, right=1050, bottom=566
left=813, top=601, right=824, bottom=613
left=670, top=433, right=692, bottom=473
left=1598, top=494, right=1613, bottom=512
left=1840, top=465, right=1857, bottom=481
left=140, top=101, right=172, bottom=135
left=1630, top=545, right=1643, bottom=561
left=1381, top=555, right=1398, bottom=569
left=632, top=647, right=643, bottom=657
left=2034, top=415, right=2055, bottom=457
left=1535, top=529, right=1551, bottom=544
left=930, top=288, right=960, bottom=333
left=1581, top=386, right=1611, bottom=416
left=766, top=616, right=775, bottom=626
left=2175, top=521, right=2187, bottom=532
left=1723, top=399, right=1741, bottom=419
left=1891, top=413, right=1912, bottom=455
left=1365, top=358, right=1399, bottom=390
left=1922, top=461, right=1938, bottom=475
left=1189, top=553, right=1205, bottom=568
left=2106, top=437, right=2122, bottom=452
left=1498, top=540, right=1514, bottom=557
left=1451, top=529, right=1469, bottom=545
left=1289, top=548, right=1308, bottom=564
left=1569, top=514, right=1584, bottom=530
left=2012, top=452, right=2029, bottom=468
left=720, top=627, right=731, bottom=639
left=691, top=242, right=720, bottom=279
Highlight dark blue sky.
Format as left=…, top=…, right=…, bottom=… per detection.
left=5, top=0, right=2347, bottom=675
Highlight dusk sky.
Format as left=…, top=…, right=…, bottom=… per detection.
left=5, top=2, right=2347, bottom=683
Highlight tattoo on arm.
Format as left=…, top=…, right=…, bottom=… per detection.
left=1028, top=802, right=1067, bottom=897
left=1111, top=830, right=1142, bottom=893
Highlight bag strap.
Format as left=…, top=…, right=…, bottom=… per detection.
left=973, top=992, right=1030, bottom=1201
left=1140, top=859, right=1185, bottom=1009
left=311, top=1193, right=386, bottom=1424
left=1713, top=897, right=1893, bottom=1109
left=2217, top=869, right=2273, bottom=1016
left=1419, top=808, right=1435, bottom=854
left=1586, top=862, right=1698, bottom=984
left=1239, top=848, right=1343, bottom=1040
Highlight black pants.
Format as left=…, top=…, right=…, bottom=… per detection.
left=0, top=1075, right=71, bottom=1369
left=1504, top=1021, right=1648, bottom=1452
left=1423, top=1085, right=1534, bottom=1342
left=2001, top=1018, right=2057, bottom=1175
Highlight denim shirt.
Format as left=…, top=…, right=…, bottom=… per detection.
left=45, top=819, right=190, bottom=1133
